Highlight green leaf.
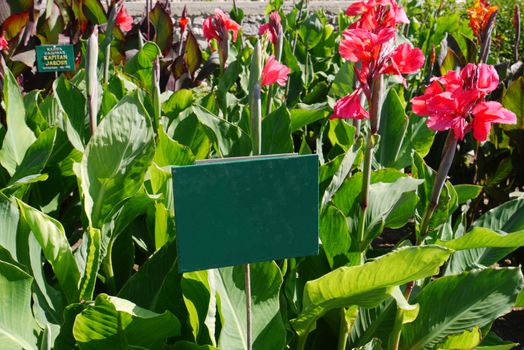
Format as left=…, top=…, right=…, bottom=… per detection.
left=77, top=95, right=155, bottom=228
left=73, top=294, right=180, bottom=349
left=8, top=128, right=56, bottom=186
left=401, top=268, right=523, bottom=349
left=394, top=118, right=435, bottom=169
left=172, top=114, right=211, bottom=159
left=162, top=89, right=193, bottom=120
left=320, top=205, right=351, bottom=268
left=16, top=199, right=81, bottom=303
left=501, top=76, right=524, bottom=129
left=477, top=332, right=519, bottom=350
left=290, top=103, right=330, bottom=132
left=515, top=289, right=524, bottom=307
left=82, top=0, right=107, bottom=24
left=149, top=3, right=173, bottom=55
left=454, top=184, right=482, bottom=204
left=0, top=62, right=36, bottom=175
left=377, top=89, right=408, bottom=168
left=437, top=227, right=524, bottom=250
left=298, top=14, right=323, bottom=49
left=53, top=75, right=88, bottom=151
left=192, top=106, right=251, bottom=157
left=181, top=271, right=214, bottom=344
left=291, top=246, right=453, bottom=345
left=329, top=62, right=354, bottom=99
left=446, top=198, right=524, bottom=274
left=262, top=105, right=294, bottom=154
left=327, top=119, right=356, bottom=152
left=215, top=262, right=286, bottom=350
left=437, top=326, right=481, bottom=349
left=173, top=341, right=218, bottom=350
left=124, top=42, right=161, bottom=90
left=154, top=127, right=195, bottom=167
left=77, top=227, right=101, bottom=302
left=0, top=253, right=37, bottom=350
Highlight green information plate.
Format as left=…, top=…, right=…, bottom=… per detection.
left=35, top=44, right=75, bottom=72
left=172, top=154, right=319, bottom=272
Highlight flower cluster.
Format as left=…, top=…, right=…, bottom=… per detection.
left=261, top=55, right=290, bottom=87
left=332, top=0, right=424, bottom=120
left=116, top=6, right=133, bottom=32
left=203, top=9, right=240, bottom=44
left=411, top=63, right=516, bottom=141
left=259, top=12, right=281, bottom=45
left=467, top=0, right=498, bottom=40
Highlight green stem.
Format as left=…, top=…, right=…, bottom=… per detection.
left=266, top=84, right=274, bottom=116
left=388, top=308, right=404, bottom=350
left=358, top=131, right=374, bottom=250
left=337, top=308, right=349, bottom=350
left=418, top=130, right=457, bottom=243
left=102, top=238, right=116, bottom=294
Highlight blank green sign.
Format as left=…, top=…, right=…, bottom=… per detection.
left=172, top=154, right=319, bottom=272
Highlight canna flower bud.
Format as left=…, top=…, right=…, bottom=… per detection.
left=86, top=26, right=99, bottom=134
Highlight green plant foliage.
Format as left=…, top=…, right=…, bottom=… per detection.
left=72, top=294, right=180, bottom=349
left=401, top=268, right=523, bottom=349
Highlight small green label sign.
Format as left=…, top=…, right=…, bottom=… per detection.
left=172, top=154, right=319, bottom=273
left=35, top=44, right=75, bottom=72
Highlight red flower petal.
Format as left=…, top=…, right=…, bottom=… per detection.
left=261, top=56, right=290, bottom=87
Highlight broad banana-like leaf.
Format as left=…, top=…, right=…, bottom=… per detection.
left=292, top=246, right=452, bottom=347
left=73, top=294, right=180, bottom=349
left=401, top=268, right=523, bottom=349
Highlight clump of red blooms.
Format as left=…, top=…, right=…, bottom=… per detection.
left=115, top=6, right=133, bottom=32
left=411, top=63, right=516, bottom=142
left=259, top=11, right=281, bottom=45
left=467, top=0, right=498, bottom=40
left=202, top=9, right=241, bottom=44
left=261, top=55, right=290, bottom=87
left=0, top=32, right=8, bottom=51
left=331, top=0, right=425, bottom=120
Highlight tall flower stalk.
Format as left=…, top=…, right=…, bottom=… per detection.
left=203, top=9, right=241, bottom=70
left=86, top=25, right=99, bottom=135
left=331, top=0, right=424, bottom=252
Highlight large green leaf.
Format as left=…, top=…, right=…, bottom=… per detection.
left=262, top=105, right=294, bottom=154
left=124, top=42, right=161, bottom=91
left=77, top=95, right=155, bottom=228
left=401, top=268, right=523, bottom=349
left=215, top=262, right=286, bottom=350
left=298, top=14, right=323, bottom=49
left=53, top=75, right=88, bottom=151
left=0, top=62, right=36, bottom=175
left=290, top=103, right=330, bottom=132
left=377, top=89, right=408, bottom=168
left=437, top=327, right=481, bottom=349
left=181, top=270, right=215, bottom=344
left=17, top=199, right=80, bottom=303
left=446, top=198, right=524, bottom=274
left=73, top=294, right=180, bottom=349
left=163, top=89, right=193, bottom=120
left=154, top=127, right=195, bottom=167
left=7, top=128, right=56, bottom=186
left=192, top=106, right=251, bottom=157
left=501, top=77, right=523, bottom=129
left=0, top=252, right=38, bottom=350
left=291, top=246, right=453, bottom=346
left=437, top=227, right=524, bottom=250
left=319, top=205, right=351, bottom=268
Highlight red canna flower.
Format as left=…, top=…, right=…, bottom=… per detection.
left=259, top=11, right=281, bottom=44
left=411, top=63, right=516, bottom=142
left=346, top=0, right=408, bottom=31
left=202, top=9, right=241, bottom=44
left=116, top=6, right=133, bottom=32
left=0, top=32, right=8, bottom=51
left=381, top=43, right=425, bottom=76
left=331, top=88, right=368, bottom=120
left=261, top=55, right=290, bottom=87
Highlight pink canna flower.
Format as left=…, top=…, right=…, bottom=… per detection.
left=261, top=55, right=290, bottom=87
left=259, top=11, right=281, bottom=44
left=346, top=0, right=408, bottom=31
left=116, top=6, right=133, bottom=32
left=0, top=32, right=8, bottom=51
left=411, top=63, right=516, bottom=142
left=202, top=9, right=241, bottom=44
left=331, top=88, right=368, bottom=120
left=381, top=43, right=425, bottom=75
